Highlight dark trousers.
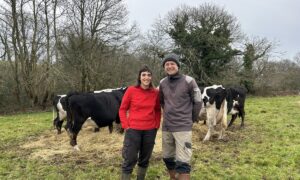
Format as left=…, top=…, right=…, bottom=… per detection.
left=122, top=128, right=157, bottom=174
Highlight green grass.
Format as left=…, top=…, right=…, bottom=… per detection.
left=191, top=96, right=300, bottom=179
left=0, top=96, right=300, bottom=179
left=0, top=112, right=51, bottom=146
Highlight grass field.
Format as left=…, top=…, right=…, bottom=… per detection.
left=0, top=96, right=300, bottom=179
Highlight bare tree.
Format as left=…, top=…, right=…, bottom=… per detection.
left=0, top=0, right=61, bottom=107
left=58, top=0, right=137, bottom=92
left=254, top=59, right=300, bottom=95
left=240, top=37, right=273, bottom=93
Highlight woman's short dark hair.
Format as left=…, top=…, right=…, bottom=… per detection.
left=136, top=65, right=153, bottom=88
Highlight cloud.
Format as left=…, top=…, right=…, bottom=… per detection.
left=125, top=0, right=300, bottom=59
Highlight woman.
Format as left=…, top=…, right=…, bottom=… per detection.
left=119, top=66, right=161, bottom=180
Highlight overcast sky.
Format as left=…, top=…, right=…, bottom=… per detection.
left=125, top=0, right=300, bottom=60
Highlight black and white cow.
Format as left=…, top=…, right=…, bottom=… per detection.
left=226, top=87, right=246, bottom=127
left=201, top=85, right=228, bottom=141
left=200, top=85, right=247, bottom=141
left=65, top=87, right=127, bottom=149
left=52, top=88, right=122, bottom=134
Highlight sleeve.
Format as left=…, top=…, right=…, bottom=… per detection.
left=190, top=79, right=202, bottom=122
left=119, top=87, right=131, bottom=129
left=159, top=84, right=164, bottom=109
left=154, top=91, right=161, bottom=129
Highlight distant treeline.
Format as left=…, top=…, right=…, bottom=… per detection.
left=0, top=1, right=299, bottom=113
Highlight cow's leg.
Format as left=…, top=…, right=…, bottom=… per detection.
left=108, top=123, right=113, bottom=133
left=64, top=120, right=70, bottom=131
left=57, top=120, right=64, bottom=134
left=240, top=109, right=246, bottom=128
left=203, top=107, right=215, bottom=141
left=228, top=114, right=238, bottom=127
left=68, top=129, right=77, bottom=146
left=65, top=120, right=76, bottom=146
left=53, top=117, right=59, bottom=129
left=67, top=116, right=85, bottom=149
left=53, top=117, right=58, bottom=127
left=213, top=111, right=218, bottom=126
left=218, top=100, right=227, bottom=140
left=219, top=117, right=227, bottom=140
left=53, top=117, right=64, bottom=134
left=71, top=124, right=82, bottom=147
left=94, top=127, right=100, bottom=132
left=203, top=123, right=213, bottom=141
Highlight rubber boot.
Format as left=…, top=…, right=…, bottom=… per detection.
left=121, top=172, right=131, bottom=180
left=137, top=167, right=147, bottom=180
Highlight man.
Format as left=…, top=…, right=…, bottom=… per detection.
left=159, top=53, right=202, bottom=180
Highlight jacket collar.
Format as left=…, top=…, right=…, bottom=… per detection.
left=167, top=72, right=182, bottom=81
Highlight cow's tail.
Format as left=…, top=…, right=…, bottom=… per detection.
left=65, top=91, right=80, bottom=129
left=225, top=88, right=231, bottom=114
